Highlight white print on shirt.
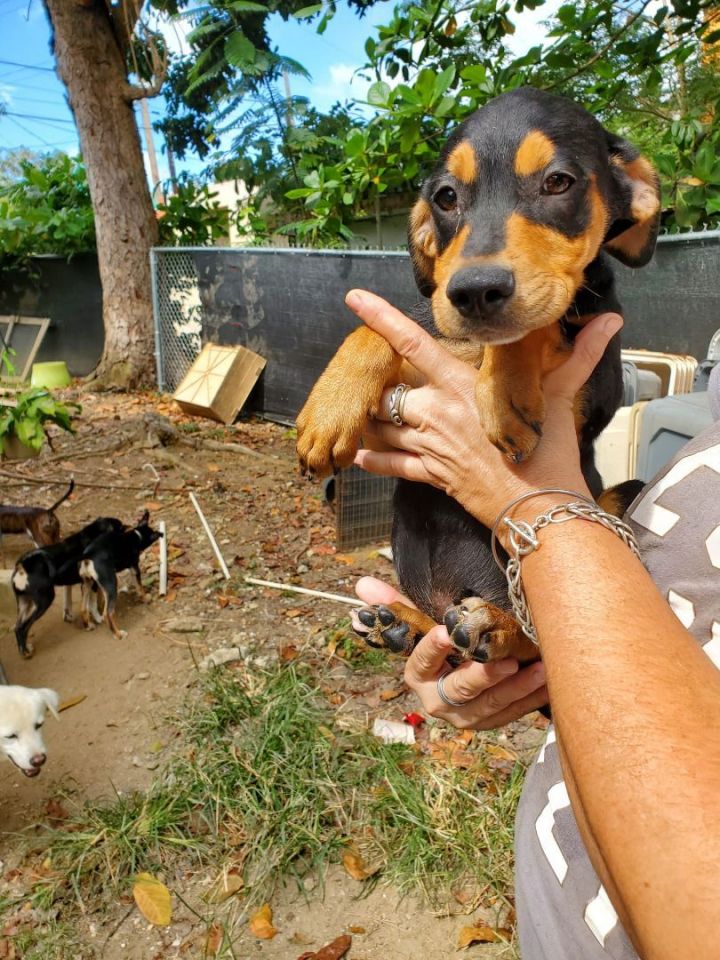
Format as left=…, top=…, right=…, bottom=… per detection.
left=630, top=444, right=720, bottom=537
left=585, top=885, right=620, bottom=947
left=535, top=781, right=571, bottom=883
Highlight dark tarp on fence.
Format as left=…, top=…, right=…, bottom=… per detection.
left=154, top=233, right=720, bottom=421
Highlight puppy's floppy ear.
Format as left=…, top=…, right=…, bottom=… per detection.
left=408, top=198, right=438, bottom=297
left=137, top=510, right=150, bottom=526
left=603, top=132, right=661, bottom=268
left=37, top=688, right=60, bottom=720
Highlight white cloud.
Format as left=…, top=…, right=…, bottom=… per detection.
left=506, top=0, right=563, bottom=57
left=0, top=85, right=15, bottom=107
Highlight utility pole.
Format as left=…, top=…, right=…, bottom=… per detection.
left=139, top=97, right=162, bottom=200
left=282, top=67, right=294, bottom=128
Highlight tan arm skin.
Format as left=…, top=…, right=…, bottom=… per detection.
left=345, top=288, right=720, bottom=960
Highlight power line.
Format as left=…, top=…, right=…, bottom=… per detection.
left=4, top=110, right=74, bottom=124
left=0, top=59, right=54, bottom=73
left=5, top=114, right=52, bottom=146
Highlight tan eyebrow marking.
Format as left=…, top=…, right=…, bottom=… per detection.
left=446, top=141, right=477, bottom=184
left=514, top=130, right=556, bottom=177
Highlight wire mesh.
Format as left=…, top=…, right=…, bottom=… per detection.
left=151, top=249, right=203, bottom=392
left=335, top=466, right=395, bottom=550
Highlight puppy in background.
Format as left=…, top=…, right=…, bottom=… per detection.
left=0, top=479, right=74, bottom=562
left=0, top=685, right=59, bottom=778
left=79, top=510, right=162, bottom=640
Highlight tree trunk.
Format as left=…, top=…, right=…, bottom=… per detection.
left=44, top=0, right=158, bottom=389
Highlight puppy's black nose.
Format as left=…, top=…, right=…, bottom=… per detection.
left=30, top=753, right=46, bottom=768
left=447, top=267, right=515, bottom=319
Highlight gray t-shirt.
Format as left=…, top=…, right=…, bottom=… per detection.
left=515, top=416, right=720, bottom=959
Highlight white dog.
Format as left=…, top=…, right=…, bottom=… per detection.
left=0, top=685, right=59, bottom=778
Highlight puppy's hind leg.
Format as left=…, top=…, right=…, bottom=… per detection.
left=133, top=565, right=149, bottom=602
left=14, top=589, right=54, bottom=659
left=63, top=585, right=73, bottom=623
left=101, top=576, right=127, bottom=641
left=351, top=602, right=437, bottom=656
left=80, top=580, right=95, bottom=631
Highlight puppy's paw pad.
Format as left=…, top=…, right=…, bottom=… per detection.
left=351, top=604, right=414, bottom=654
left=444, top=599, right=502, bottom=663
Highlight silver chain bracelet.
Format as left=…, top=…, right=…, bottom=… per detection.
left=490, top=490, right=641, bottom=645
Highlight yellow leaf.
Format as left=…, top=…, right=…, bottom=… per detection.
left=457, top=923, right=511, bottom=949
left=379, top=686, right=405, bottom=701
left=249, top=903, right=277, bottom=939
left=132, top=873, right=172, bottom=926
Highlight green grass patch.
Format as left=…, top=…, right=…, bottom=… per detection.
left=15, top=663, right=525, bottom=936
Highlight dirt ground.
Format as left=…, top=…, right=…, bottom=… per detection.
left=0, top=390, right=541, bottom=958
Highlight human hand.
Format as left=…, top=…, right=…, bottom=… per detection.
left=356, top=576, right=548, bottom=730
left=346, top=289, right=623, bottom=530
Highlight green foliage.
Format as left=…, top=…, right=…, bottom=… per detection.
left=166, top=0, right=718, bottom=242
left=0, top=388, right=80, bottom=454
left=156, top=176, right=232, bottom=245
left=0, top=153, right=95, bottom=262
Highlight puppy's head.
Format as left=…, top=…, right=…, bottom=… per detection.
left=135, top=512, right=163, bottom=551
left=0, top=686, right=59, bottom=778
left=409, top=87, right=660, bottom=344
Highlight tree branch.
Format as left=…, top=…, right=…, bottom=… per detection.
left=544, top=0, right=654, bottom=91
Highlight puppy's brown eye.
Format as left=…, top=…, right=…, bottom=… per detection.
left=543, top=172, right=575, bottom=195
left=434, top=186, right=458, bottom=211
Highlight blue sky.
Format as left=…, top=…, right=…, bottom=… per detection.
left=0, top=1, right=393, bottom=181
left=0, top=0, right=557, bottom=183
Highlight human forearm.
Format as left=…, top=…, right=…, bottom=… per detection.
left=518, top=518, right=720, bottom=959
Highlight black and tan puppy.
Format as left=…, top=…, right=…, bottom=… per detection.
left=12, top=517, right=125, bottom=658
left=79, top=511, right=162, bottom=640
left=297, top=87, right=660, bottom=666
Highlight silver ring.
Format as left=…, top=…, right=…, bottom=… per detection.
left=389, top=383, right=411, bottom=426
left=436, top=671, right=468, bottom=708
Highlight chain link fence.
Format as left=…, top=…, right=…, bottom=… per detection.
left=151, top=248, right=203, bottom=392
left=151, top=234, right=720, bottom=547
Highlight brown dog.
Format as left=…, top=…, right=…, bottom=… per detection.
left=0, top=479, right=74, bottom=562
left=296, top=88, right=660, bottom=666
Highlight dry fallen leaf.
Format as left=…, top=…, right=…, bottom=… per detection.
left=379, top=686, right=406, bottom=702
left=205, top=868, right=244, bottom=903
left=59, top=694, right=86, bottom=712
left=280, top=644, right=300, bottom=661
left=297, top=933, right=352, bottom=960
left=485, top=744, right=519, bottom=762
left=341, top=845, right=379, bottom=881
left=132, top=873, right=172, bottom=926
left=457, top=923, right=511, bottom=949
left=249, top=903, right=277, bottom=940
left=205, top=923, right=224, bottom=956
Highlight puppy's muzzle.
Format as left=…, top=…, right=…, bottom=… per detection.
left=447, top=266, right=515, bottom=320
left=17, top=752, right=46, bottom=777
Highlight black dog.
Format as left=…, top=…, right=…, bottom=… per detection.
left=12, top=517, right=125, bottom=658
left=298, top=87, right=660, bottom=665
left=79, top=511, right=162, bottom=640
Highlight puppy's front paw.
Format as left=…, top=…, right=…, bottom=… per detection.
left=350, top=602, right=436, bottom=656
left=296, top=394, right=367, bottom=479
left=475, top=376, right=544, bottom=463
left=63, top=610, right=74, bottom=624
left=21, top=642, right=34, bottom=660
left=444, top=598, right=538, bottom=663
